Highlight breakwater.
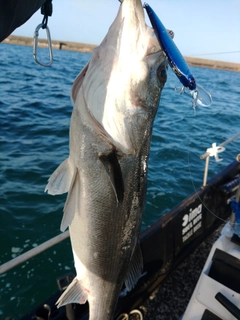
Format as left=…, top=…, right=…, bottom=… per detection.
left=3, top=35, right=96, bottom=54
left=3, top=35, right=240, bottom=72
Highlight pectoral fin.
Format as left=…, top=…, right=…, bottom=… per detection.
left=125, top=243, right=143, bottom=292
left=71, top=63, right=89, bottom=103
left=99, top=151, right=124, bottom=204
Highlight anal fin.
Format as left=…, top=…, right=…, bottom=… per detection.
left=125, top=243, right=143, bottom=292
left=56, top=277, right=88, bottom=308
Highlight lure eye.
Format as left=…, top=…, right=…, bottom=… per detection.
left=157, top=66, right=167, bottom=82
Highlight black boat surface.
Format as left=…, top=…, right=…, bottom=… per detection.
left=2, top=138, right=240, bottom=320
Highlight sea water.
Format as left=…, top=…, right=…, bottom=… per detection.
left=0, top=43, right=239, bottom=318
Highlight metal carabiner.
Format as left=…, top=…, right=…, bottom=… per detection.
left=33, top=23, right=53, bottom=67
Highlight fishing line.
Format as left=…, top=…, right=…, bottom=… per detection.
left=189, top=50, right=240, bottom=57
left=186, top=106, right=231, bottom=224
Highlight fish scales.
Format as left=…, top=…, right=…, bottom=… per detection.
left=45, top=0, right=168, bottom=319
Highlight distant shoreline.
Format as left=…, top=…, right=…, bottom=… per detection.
left=3, top=35, right=96, bottom=54
left=3, top=35, right=240, bottom=73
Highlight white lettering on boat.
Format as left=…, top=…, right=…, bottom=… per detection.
left=182, top=204, right=202, bottom=243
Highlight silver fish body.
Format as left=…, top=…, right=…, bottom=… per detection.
left=45, top=0, right=167, bottom=319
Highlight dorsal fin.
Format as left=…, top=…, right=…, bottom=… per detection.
left=125, top=242, right=143, bottom=292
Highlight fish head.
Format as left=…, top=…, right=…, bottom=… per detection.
left=74, top=0, right=168, bottom=154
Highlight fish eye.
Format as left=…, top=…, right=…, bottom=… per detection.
left=157, top=66, right=167, bottom=81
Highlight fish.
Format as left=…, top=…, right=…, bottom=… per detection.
left=144, top=2, right=212, bottom=108
left=45, top=0, right=168, bottom=319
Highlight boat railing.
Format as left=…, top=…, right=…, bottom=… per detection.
left=0, top=230, right=69, bottom=274
left=200, top=133, right=240, bottom=187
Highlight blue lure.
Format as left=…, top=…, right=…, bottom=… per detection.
left=144, top=3, right=212, bottom=108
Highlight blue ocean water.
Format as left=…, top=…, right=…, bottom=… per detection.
left=0, top=43, right=239, bottom=318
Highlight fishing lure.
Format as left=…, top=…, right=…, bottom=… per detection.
left=144, top=3, right=212, bottom=108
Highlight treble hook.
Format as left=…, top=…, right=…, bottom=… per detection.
left=174, top=84, right=212, bottom=109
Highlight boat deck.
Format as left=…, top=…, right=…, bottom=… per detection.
left=143, top=226, right=223, bottom=320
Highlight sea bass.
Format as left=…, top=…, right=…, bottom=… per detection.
left=45, top=0, right=167, bottom=319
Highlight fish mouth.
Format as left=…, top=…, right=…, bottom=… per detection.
left=113, top=0, right=162, bottom=58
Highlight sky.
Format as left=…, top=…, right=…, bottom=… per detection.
left=12, top=0, right=240, bottom=63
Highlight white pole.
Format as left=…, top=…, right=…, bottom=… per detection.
left=0, top=230, right=70, bottom=274
left=203, top=155, right=210, bottom=187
